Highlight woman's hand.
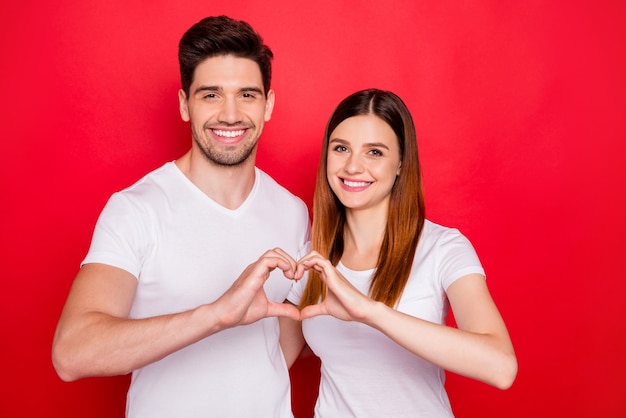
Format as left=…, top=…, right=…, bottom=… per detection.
left=298, top=251, right=377, bottom=323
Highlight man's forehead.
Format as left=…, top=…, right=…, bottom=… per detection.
left=194, top=55, right=262, bottom=78
left=191, top=55, right=264, bottom=90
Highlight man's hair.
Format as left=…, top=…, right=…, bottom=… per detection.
left=300, top=89, right=425, bottom=309
left=178, top=15, right=273, bottom=98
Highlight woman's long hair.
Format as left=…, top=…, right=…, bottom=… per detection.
left=300, top=89, right=425, bottom=309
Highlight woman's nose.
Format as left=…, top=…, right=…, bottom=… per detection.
left=344, top=154, right=364, bottom=174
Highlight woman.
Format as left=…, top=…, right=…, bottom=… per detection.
left=288, top=89, right=517, bottom=417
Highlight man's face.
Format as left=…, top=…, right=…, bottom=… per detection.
left=179, top=55, right=274, bottom=166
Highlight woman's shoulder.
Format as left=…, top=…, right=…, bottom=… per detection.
left=420, top=219, right=473, bottom=249
left=422, top=219, right=460, bottom=237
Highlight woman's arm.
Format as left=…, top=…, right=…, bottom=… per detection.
left=279, top=305, right=306, bottom=368
left=299, top=253, right=517, bottom=389
left=367, top=274, right=517, bottom=389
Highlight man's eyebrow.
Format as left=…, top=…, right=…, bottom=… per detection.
left=193, top=86, right=264, bottom=95
left=240, top=86, right=264, bottom=95
left=193, top=85, right=221, bottom=95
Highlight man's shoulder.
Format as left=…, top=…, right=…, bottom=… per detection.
left=108, top=161, right=178, bottom=208
left=256, top=168, right=302, bottom=199
left=117, top=162, right=176, bottom=193
left=255, top=168, right=308, bottom=212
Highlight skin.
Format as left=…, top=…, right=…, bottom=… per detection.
left=52, top=55, right=304, bottom=381
left=298, top=114, right=518, bottom=390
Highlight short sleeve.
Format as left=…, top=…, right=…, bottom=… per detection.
left=81, top=192, right=150, bottom=278
left=437, top=228, right=485, bottom=290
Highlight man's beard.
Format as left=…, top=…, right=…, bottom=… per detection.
left=193, top=129, right=257, bottom=166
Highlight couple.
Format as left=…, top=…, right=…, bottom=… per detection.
left=52, top=15, right=517, bottom=418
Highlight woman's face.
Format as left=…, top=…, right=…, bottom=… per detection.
left=326, top=114, right=401, bottom=213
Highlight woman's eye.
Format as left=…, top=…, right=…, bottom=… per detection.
left=369, top=149, right=383, bottom=156
left=333, top=145, right=348, bottom=152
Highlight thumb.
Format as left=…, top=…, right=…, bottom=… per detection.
left=267, top=301, right=301, bottom=321
left=300, top=303, right=326, bottom=320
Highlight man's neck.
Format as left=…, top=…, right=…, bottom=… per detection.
left=175, top=149, right=256, bottom=210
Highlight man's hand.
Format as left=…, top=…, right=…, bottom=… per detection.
left=212, top=248, right=304, bottom=328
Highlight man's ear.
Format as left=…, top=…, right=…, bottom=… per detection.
left=178, top=89, right=190, bottom=122
left=264, top=89, right=275, bottom=122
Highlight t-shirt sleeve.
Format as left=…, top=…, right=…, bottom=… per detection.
left=81, top=192, right=148, bottom=279
left=437, top=228, right=485, bottom=290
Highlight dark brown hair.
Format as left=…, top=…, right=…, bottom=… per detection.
left=178, top=15, right=273, bottom=98
left=300, top=89, right=425, bottom=308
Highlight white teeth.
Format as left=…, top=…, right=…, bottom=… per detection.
left=213, top=129, right=245, bottom=138
left=343, top=180, right=371, bottom=187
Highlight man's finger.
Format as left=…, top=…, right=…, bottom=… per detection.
left=266, top=301, right=301, bottom=320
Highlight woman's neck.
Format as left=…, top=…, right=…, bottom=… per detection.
left=342, top=206, right=388, bottom=271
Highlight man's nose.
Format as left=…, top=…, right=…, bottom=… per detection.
left=218, top=97, right=242, bottom=124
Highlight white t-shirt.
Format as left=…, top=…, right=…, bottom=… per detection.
left=83, top=162, right=310, bottom=418
left=288, top=220, right=484, bottom=418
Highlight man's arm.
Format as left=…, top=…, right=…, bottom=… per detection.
left=52, top=263, right=220, bottom=381
left=52, top=249, right=301, bottom=381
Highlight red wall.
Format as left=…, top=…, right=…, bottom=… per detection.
left=2, top=1, right=625, bottom=417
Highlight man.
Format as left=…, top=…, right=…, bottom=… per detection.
left=52, top=16, right=309, bottom=417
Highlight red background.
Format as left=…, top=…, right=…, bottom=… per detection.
left=2, top=1, right=625, bottom=417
